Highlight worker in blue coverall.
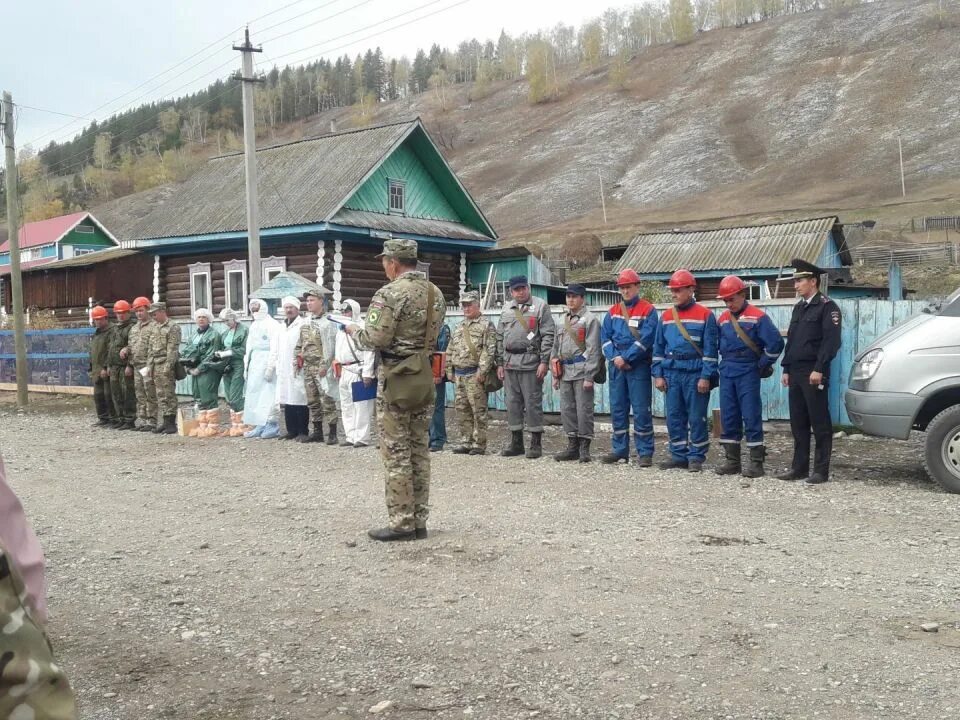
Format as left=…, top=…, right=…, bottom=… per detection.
left=714, top=275, right=785, bottom=478
left=600, top=268, right=659, bottom=466
left=652, top=269, right=719, bottom=473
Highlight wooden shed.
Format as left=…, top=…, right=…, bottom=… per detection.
left=117, top=118, right=497, bottom=317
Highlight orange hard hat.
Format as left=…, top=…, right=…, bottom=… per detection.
left=132, top=296, right=151, bottom=310
left=717, top=275, right=747, bottom=299
left=667, top=269, right=696, bottom=289
left=90, top=306, right=108, bottom=320
left=616, top=268, right=642, bottom=287
left=113, top=299, right=132, bottom=313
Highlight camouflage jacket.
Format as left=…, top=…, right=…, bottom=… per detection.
left=355, top=271, right=446, bottom=364
left=128, top=319, right=157, bottom=367
left=0, top=542, right=77, bottom=719
left=496, top=296, right=556, bottom=370
left=295, top=317, right=330, bottom=372
left=149, top=320, right=182, bottom=367
left=446, top=316, right=496, bottom=376
left=89, top=324, right=113, bottom=375
left=108, top=318, right=135, bottom=367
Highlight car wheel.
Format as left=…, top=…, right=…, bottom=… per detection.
left=923, top=405, right=960, bottom=494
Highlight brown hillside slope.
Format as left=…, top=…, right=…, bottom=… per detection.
left=294, top=0, right=958, bottom=243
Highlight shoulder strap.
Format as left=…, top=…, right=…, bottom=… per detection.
left=461, top=319, right=479, bottom=361
left=728, top=313, right=761, bottom=356
left=563, top=315, right=587, bottom=352
left=512, top=305, right=527, bottom=328
left=620, top=302, right=643, bottom=341
left=672, top=311, right=703, bottom=357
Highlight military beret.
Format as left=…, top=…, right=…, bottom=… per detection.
left=790, top=258, right=824, bottom=280
left=148, top=302, right=166, bottom=313
left=376, top=238, right=418, bottom=260
left=565, top=283, right=587, bottom=297
left=508, top=275, right=529, bottom=289
left=460, top=290, right=480, bottom=304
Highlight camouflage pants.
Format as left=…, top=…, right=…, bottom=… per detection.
left=152, top=362, right=179, bottom=420
left=305, top=366, right=340, bottom=425
left=1, top=543, right=77, bottom=720
left=108, top=366, right=137, bottom=423
left=93, top=373, right=113, bottom=421
left=454, top=373, right=489, bottom=450
left=133, top=363, right=158, bottom=426
left=377, top=381, right=433, bottom=532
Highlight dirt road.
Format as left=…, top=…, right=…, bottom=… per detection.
left=2, top=395, right=958, bottom=719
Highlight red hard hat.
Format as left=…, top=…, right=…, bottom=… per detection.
left=90, top=306, right=108, bottom=320
left=132, top=296, right=151, bottom=310
left=616, top=268, right=641, bottom=287
left=113, top=300, right=132, bottom=313
left=667, top=269, right=696, bottom=289
left=716, top=275, right=747, bottom=299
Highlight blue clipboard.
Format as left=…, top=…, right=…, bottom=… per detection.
left=351, top=379, right=377, bottom=402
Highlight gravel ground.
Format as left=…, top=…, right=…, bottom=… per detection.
left=2, top=393, right=960, bottom=720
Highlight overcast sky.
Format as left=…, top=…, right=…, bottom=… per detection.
left=3, top=0, right=628, bottom=150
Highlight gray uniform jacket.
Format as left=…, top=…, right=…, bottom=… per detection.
left=551, top=309, right=601, bottom=382
left=497, top=296, right=556, bottom=372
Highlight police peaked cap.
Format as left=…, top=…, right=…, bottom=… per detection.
left=790, top=258, right=825, bottom=280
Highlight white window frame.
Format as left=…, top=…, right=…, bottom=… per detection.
left=188, top=261, right=212, bottom=315
left=261, top=256, right=287, bottom=285
left=223, top=259, right=248, bottom=315
left=388, top=179, right=406, bottom=215
left=747, top=280, right=769, bottom=301
left=74, top=224, right=95, bottom=234
left=72, top=248, right=95, bottom=257
left=478, top=281, right=508, bottom=306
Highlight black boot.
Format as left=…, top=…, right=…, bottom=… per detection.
left=326, top=422, right=338, bottom=445
left=742, top=446, right=766, bottom=478
left=500, top=430, right=525, bottom=457
left=525, top=432, right=543, bottom=459
left=658, top=457, right=688, bottom=470
left=152, top=419, right=165, bottom=434
left=161, top=415, right=177, bottom=434
left=300, top=422, right=324, bottom=443
left=578, top=438, right=592, bottom=463
left=553, top=436, right=579, bottom=462
left=715, top=444, right=742, bottom=475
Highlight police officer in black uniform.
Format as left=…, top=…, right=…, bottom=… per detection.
left=776, top=258, right=842, bottom=485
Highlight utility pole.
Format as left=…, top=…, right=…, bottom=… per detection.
left=233, top=28, right=263, bottom=293
left=598, top=169, right=607, bottom=225
left=1, top=92, right=28, bottom=408
left=898, top=134, right=906, bottom=198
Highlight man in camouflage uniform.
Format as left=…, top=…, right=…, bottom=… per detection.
left=127, top=296, right=158, bottom=432
left=148, top=302, right=182, bottom=435
left=496, top=275, right=556, bottom=459
left=89, top=305, right=114, bottom=427
left=108, top=300, right=137, bottom=429
left=296, top=288, right=340, bottom=444
left=446, top=291, right=496, bottom=456
left=347, top=238, right=446, bottom=542
left=1, top=541, right=77, bottom=719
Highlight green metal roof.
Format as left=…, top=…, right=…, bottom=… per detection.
left=249, top=271, right=329, bottom=301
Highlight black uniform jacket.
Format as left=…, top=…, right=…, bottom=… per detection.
left=781, top=292, right=842, bottom=376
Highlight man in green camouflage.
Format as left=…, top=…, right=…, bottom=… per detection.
left=296, top=288, right=339, bottom=444
left=446, top=291, right=496, bottom=456
left=89, top=305, right=115, bottom=427
left=347, top=238, right=446, bottom=542
left=0, top=541, right=77, bottom=719
left=108, top=300, right=137, bottom=429
left=127, top=297, right=158, bottom=431
left=148, top=302, right=182, bottom=435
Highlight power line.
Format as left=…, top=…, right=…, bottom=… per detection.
left=256, top=0, right=354, bottom=36
left=261, top=0, right=376, bottom=45
left=15, top=104, right=95, bottom=123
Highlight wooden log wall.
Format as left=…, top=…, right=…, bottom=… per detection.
left=330, top=247, right=459, bottom=311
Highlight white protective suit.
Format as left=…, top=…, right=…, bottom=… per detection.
left=334, top=299, right=376, bottom=445
left=275, top=312, right=307, bottom=406
left=243, top=304, right=281, bottom=427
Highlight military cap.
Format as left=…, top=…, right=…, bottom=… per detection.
left=508, top=275, right=529, bottom=289
left=376, top=238, right=418, bottom=259
left=790, top=258, right=824, bottom=280
left=565, top=283, right=587, bottom=297
left=302, top=285, right=331, bottom=300
left=460, top=290, right=480, bottom=304
left=148, top=301, right=166, bottom=313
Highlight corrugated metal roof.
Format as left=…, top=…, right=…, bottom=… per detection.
left=23, top=247, right=139, bottom=272
left=614, top=217, right=845, bottom=274
left=123, top=119, right=494, bottom=243
left=0, top=212, right=98, bottom=253
left=332, top=209, right=492, bottom=242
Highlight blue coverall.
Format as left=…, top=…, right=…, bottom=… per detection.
left=601, top=298, right=659, bottom=459
left=717, top=303, right=784, bottom=446
left=652, top=301, right=719, bottom=463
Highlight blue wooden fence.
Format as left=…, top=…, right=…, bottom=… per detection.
left=3, top=297, right=929, bottom=425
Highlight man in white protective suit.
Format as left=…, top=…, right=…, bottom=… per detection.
left=334, top=298, right=377, bottom=448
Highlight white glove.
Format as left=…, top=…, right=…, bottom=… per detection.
left=264, top=367, right=276, bottom=382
